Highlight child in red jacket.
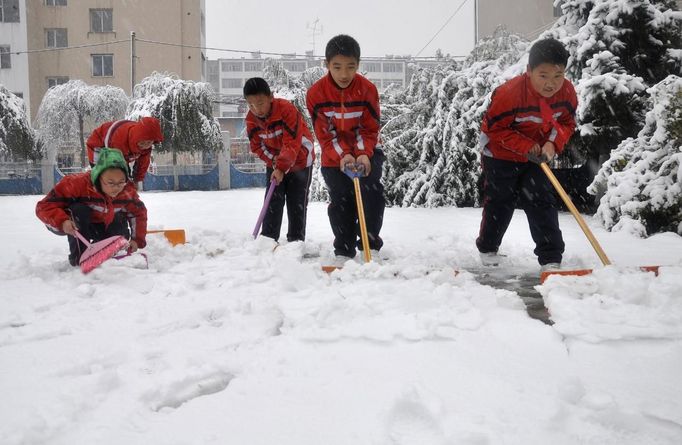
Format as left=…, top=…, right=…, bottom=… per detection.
left=476, top=38, right=577, bottom=271
left=36, top=148, right=148, bottom=266
left=244, top=77, right=315, bottom=242
left=87, top=117, right=163, bottom=185
left=306, top=34, right=386, bottom=259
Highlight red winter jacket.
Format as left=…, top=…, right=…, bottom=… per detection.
left=87, top=117, right=164, bottom=182
left=306, top=72, right=381, bottom=167
left=245, top=98, right=315, bottom=172
left=480, top=73, right=577, bottom=162
left=36, top=172, right=148, bottom=248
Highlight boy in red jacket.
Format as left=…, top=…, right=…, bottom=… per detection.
left=244, top=77, right=315, bottom=242
left=306, top=34, right=386, bottom=259
left=36, top=148, right=147, bottom=267
left=476, top=38, right=577, bottom=271
left=87, top=117, right=163, bottom=185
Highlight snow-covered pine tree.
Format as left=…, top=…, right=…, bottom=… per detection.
left=381, top=27, right=527, bottom=207
left=544, top=0, right=682, bottom=166
left=127, top=72, right=222, bottom=164
left=262, top=59, right=327, bottom=201
left=35, top=80, right=128, bottom=166
left=588, top=75, right=682, bottom=236
left=0, top=85, right=38, bottom=161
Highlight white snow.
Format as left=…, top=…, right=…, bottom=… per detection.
left=1, top=189, right=682, bottom=444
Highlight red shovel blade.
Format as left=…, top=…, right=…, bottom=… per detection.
left=540, top=265, right=660, bottom=284
left=79, top=235, right=129, bottom=274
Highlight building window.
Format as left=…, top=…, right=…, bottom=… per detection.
left=45, top=0, right=67, bottom=5
left=553, top=0, right=564, bottom=17
left=90, top=9, right=113, bottom=33
left=361, top=62, right=381, bottom=72
left=92, top=54, right=113, bottom=77
left=1, top=0, right=20, bottom=22
left=383, top=62, right=403, bottom=73
left=0, top=46, right=10, bottom=69
left=45, top=28, right=68, bottom=48
left=244, top=61, right=262, bottom=72
left=47, top=76, right=69, bottom=88
left=282, top=62, right=306, bottom=72
left=221, top=78, right=242, bottom=88
left=221, top=61, right=242, bottom=72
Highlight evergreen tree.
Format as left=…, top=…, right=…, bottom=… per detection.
left=588, top=75, right=682, bottom=236
left=545, top=0, right=682, bottom=165
left=0, top=85, right=39, bottom=161
left=127, top=72, right=222, bottom=164
left=35, top=80, right=127, bottom=166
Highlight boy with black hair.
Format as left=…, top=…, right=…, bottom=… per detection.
left=244, top=77, right=315, bottom=242
left=306, top=34, right=386, bottom=260
left=36, top=148, right=147, bottom=266
left=476, top=37, right=577, bottom=271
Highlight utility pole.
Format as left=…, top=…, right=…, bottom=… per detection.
left=130, top=31, right=136, bottom=95
left=306, top=18, right=323, bottom=56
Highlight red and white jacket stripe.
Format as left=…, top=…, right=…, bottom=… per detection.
left=480, top=73, right=577, bottom=163
left=306, top=72, right=381, bottom=167
left=35, top=172, right=148, bottom=248
left=245, top=98, right=315, bottom=172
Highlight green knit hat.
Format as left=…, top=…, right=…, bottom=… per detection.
left=91, top=148, right=130, bottom=184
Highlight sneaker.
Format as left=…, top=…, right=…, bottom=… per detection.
left=540, top=262, right=561, bottom=272
left=479, top=251, right=504, bottom=266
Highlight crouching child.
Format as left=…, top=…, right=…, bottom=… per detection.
left=36, top=148, right=148, bottom=266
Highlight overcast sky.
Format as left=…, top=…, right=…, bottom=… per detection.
left=204, top=0, right=476, bottom=60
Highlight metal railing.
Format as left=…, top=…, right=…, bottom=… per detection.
left=0, top=163, right=41, bottom=179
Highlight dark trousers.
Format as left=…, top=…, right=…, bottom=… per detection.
left=476, top=156, right=564, bottom=265
left=261, top=166, right=313, bottom=242
left=58, top=203, right=130, bottom=264
left=321, top=149, right=386, bottom=258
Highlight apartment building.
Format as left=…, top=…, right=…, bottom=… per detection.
left=0, top=0, right=206, bottom=120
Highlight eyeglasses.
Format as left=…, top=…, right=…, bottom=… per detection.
left=104, top=180, right=127, bottom=188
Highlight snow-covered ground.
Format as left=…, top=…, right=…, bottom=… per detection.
left=1, top=189, right=681, bottom=444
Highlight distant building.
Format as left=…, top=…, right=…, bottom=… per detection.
left=475, top=0, right=560, bottom=42
left=0, top=0, right=206, bottom=120
left=208, top=55, right=458, bottom=133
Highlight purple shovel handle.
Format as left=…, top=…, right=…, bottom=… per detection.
left=252, top=180, right=278, bottom=239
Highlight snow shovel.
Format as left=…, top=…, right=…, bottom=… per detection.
left=252, top=180, right=278, bottom=239
left=147, top=229, right=186, bottom=246
left=527, top=154, right=659, bottom=283
left=73, top=230, right=129, bottom=274
left=321, top=165, right=372, bottom=273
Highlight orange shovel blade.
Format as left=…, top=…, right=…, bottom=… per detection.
left=148, top=229, right=186, bottom=246
left=540, top=265, right=660, bottom=284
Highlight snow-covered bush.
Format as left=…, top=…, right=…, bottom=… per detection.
left=588, top=75, right=682, bottom=236
left=128, top=72, right=222, bottom=162
left=0, top=85, right=38, bottom=161
left=35, top=80, right=128, bottom=165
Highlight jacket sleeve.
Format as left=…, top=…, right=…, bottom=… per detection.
left=86, top=127, right=105, bottom=165
left=354, top=83, right=380, bottom=158
left=246, top=117, right=274, bottom=166
left=35, top=179, right=75, bottom=233
left=306, top=89, right=353, bottom=160
left=124, top=192, right=148, bottom=248
left=549, top=85, right=578, bottom=154
left=275, top=105, right=304, bottom=172
left=132, top=150, right=151, bottom=183
left=481, top=88, right=538, bottom=156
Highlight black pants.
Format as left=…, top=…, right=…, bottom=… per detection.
left=321, top=149, right=386, bottom=258
left=261, top=166, right=313, bottom=242
left=55, top=203, right=130, bottom=264
left=476, top=156, right=564, bottom=265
